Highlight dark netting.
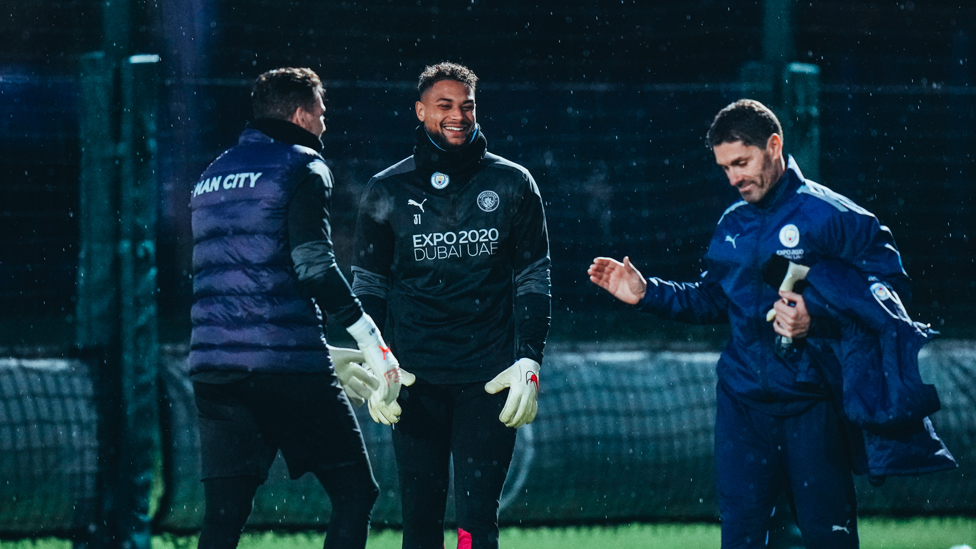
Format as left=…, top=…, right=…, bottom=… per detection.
left=0, top=358, right=98, bottom=536
left=0, top=341, right=973, bottom=537
left=152, top=341, right=976, bottom=531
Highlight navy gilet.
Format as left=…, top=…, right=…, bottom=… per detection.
left=189, top=128, right=330, bottom=374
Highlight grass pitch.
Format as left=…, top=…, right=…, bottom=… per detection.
left=15, top=517, right=974, bottom=549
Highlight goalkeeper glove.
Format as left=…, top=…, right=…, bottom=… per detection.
left=367, top=369, right=416, bottom=425
left=327, top=345, right=380, bottom=407
left=485, top=358, right=540, bottom=428
left=346, top=314, right=405, bottom=406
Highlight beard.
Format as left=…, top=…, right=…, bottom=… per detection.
left=428, top=123, right=473, bottom=150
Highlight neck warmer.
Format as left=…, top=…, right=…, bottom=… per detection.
left=412, top=124, right=488, bottom=187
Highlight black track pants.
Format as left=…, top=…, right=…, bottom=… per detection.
left=391, top=379, right=517, bottom=549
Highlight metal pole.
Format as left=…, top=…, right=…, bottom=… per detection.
left=116, top=53, right=161, bottom=549
left=782, top=63, right=821, bottom=181
left=76, top=0, right=160, bottom=545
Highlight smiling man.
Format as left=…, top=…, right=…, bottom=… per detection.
left=587, top=99, right=954, bottom=548
left=352, top=62, right=551, bottom=549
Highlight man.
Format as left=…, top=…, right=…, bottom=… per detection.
left=588, top=99, right=953, bottom=548
left=352, top=62, right=551, bottom=549
left=189, top=67, right=410, bottom=549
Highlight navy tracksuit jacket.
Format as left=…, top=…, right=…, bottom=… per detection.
left=636, top=157, right=954, bottom=545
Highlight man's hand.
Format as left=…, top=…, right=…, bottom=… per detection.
left=346, top=314, right=406, bottom=406
left=772, top=290, right=811, bottom=339
left=485, top=358, right=540, bottom=428
left=366, top=369, right=416, bottom=425
left=587, top=256, right=647, bottom=305
left=762, top=258, right=811, bottom=341
left=327, top=345, right=380, bottom=407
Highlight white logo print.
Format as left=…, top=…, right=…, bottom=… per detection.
left=779, top=224, right=800, bottom=248
left=725, top=234, right=740, bottom=248
left=831, top=521, right=851, bottom=534
left=431, top=172, right=450, bottom=189
left=408, top=198, right=427, bottom=213
left=477, top=190, right=500, bottom=212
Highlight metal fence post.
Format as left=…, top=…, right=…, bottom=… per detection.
left=74, top=51, right=159, bottom=549
left=782, top=63, right=821, bottom=182
left=117, top=53, right=161, bottom=549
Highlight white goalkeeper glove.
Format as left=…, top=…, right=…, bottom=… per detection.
left=327, top=345, right=380, bottom=407
left=346, top=314, right=406, bottom=406
left=366, top=368, right=416, bottom=425
left=485, top=358, right=540, bottom=428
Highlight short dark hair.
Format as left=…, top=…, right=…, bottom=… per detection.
left=706, top=99, right=783, bottom=149
left=418, top=62, right=478, bottom=98
left=251, top=67, right=323, bottom=120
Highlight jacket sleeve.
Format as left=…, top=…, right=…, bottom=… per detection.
left=810, top=200, right=912, bottom=315
left=289, top=162, right=363, bottom=328
left=351, top=178, right=396, bottom=331
left=635, top=267, right=730, bottom=324
left=512, top=172, right=551, bottom=364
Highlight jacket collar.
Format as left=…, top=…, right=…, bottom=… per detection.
left=413, top=124, right=488, bottom=180
left=756, top=155, right=804, bottom=210
left=248, top=118, right=324, bottom=153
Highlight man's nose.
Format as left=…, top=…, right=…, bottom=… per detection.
left=727, top=171, right=741, bottom=185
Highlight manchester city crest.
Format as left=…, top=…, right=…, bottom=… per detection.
left=431, top=172, right=450, bottom=189
left=477, top=190, right=500, bottom=212
left=778, top=224, right=800, bottom=248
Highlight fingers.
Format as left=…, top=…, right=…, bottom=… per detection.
left=778, top=290, right=801, bottom=302
left=345, top=381, right=374, bottom=403
left=499, top=388, right=539, bottom=428
left=511, top=399, right=538, bottom=428
left=368, top=398, right=402, bottom=425
left=484, top=371, right=510, bottom=394
left=400, top=368, right=417, bottom=387
left=587, top=257, right=621, bottom=278
left=498, top=390, right=521, bottom=426
left=368, top=402, right=390, bottom=425
left=511, top=393, right=531, bottom=428
left=350, top=367, right=381, bottom=392
left=327, top=345, right=365, bottom=365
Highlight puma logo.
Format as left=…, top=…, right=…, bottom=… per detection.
left=408, top=198, right=427, bottom=212
left=725, top=234, right=740, bottom=248
left=831, top=521, right=851, bottom=534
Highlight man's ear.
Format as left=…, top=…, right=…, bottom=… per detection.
left=766, top=133, right=783, bottom=158
left=288, top=107, right=305, bottom=127
left=415, top=100, right=425, bottom=122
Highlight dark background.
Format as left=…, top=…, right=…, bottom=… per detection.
left=1, top=0, right=973, bottom=348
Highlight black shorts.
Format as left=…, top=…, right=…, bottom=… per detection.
left=193, top=372, right=370, bottom=480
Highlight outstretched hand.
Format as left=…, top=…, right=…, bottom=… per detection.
left=587, top=256, right=648, bottom=305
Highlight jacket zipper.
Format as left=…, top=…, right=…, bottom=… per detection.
left=752, top=209, right=770, bottom=393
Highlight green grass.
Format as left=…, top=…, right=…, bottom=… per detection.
left=13, top=518, right=974, bottom=549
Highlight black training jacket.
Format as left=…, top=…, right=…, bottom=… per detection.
left=352, top=126, right=550, bottom=384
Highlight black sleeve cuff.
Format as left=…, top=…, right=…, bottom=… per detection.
left=358, top=293, right=389, bottom=333
left=300, top=266, right=363, bottom=327
left=515, top=292, right=551, bottom=364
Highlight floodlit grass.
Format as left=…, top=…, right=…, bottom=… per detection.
left=858, top=517, right=974, bottom=549
left=14, top=517, right=974, bottom=549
